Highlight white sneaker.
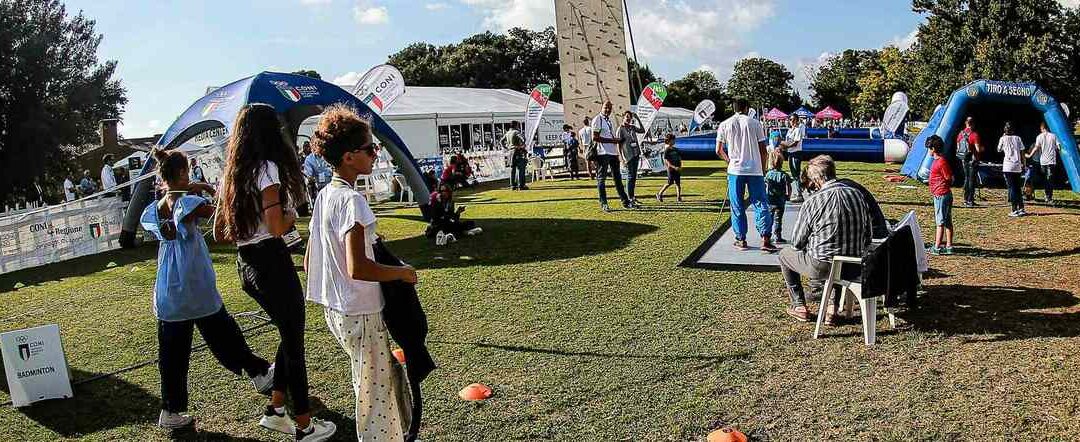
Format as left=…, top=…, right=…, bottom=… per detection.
left=158, top=410, right=193, bottom=429
left=1017, top=209, right=1028, bottom=216
left=1008, top=210, right=1020, bottom=217
left=260, top=405, right=295, bottom=434
left=250, top=363, right=274, bottom=394
left=466, top=227, right=483, bottom=236
left=445, top=233, right=457, bottom=243
left=294, top=418, right=337, bottom=441
left=435, top=231, right=447, bottom=246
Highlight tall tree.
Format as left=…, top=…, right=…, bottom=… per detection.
left=809, top=49, right=878, bottom=116
left=727, top=57, right=800, bottom=111
left=626, top=58, right=658, bottom=98
left=664, top=69, right=726, bottom=114
left=386, top=27, right=562, bottom=102
left=908, top=0, right=1074, bottom=117
left=0, top=0, right=127, bottom=204
left=852, top=47, right=914, bottom=119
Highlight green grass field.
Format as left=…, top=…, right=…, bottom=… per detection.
left=1, top=161, right=1078, bottom=441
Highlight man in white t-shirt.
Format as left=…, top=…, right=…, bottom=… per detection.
left=591, top=101, right=631, bottom=211
left=778, top=114, right=807, bottom=201
left=1028, top=121, right=1061, bottom=204
left=716, top=98, right=777, bottom=252
left=100, top=154, right=118, bottom=196
left=63, top=176, right=76, bottom=202
left=578, top=117, right=596, bottom=179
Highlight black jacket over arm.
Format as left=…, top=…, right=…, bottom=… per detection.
left=373, top=241, right=436, bottom=383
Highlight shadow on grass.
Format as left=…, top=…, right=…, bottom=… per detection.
left=381, top=216, right=658, bottom=269
left=0, top=367, right=159, bottom=437
left=430, top=340, right=750, bottom=365
left=905, top=284, right=1080, bottom=341
left=0, top=244, right=158, bottom=293
left=956, top=246, right=1080, bottom=259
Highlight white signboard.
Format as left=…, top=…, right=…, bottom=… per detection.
left=1, top=324, right=73, bottom=407
left=0, top=195, right=127, bottom=274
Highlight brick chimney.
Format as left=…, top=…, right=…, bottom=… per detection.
left=100, top=119, right=119, bottom=150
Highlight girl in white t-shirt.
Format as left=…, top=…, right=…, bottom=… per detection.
left=997, top=121, right=1026, bottom=216
left=214, top=103, right=336, bottom=441
left=306, top=104, right=417, bottom=441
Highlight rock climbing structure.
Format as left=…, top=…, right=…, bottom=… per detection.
left=555, top=0, right=632, bottom=128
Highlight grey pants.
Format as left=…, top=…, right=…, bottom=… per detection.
left=778, top=247, right=832, bottom=308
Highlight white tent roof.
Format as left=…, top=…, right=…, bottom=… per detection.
left=385, top=86, right=564, bottom=118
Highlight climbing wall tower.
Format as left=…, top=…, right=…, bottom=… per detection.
left=555, top=0, right=632, bottom=128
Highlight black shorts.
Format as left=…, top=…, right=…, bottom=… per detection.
left=667, top=169, right=681, bottom=185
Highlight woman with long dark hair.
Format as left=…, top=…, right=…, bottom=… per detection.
left=214, top=103, right=336, bottom=441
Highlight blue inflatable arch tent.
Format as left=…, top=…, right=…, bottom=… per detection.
left=902, top=80, right=1079, bottom=193
left=119, top=72, right=430, bottom=247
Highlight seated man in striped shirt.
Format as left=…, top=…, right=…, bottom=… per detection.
left=780, top=155, right=873, bottom=323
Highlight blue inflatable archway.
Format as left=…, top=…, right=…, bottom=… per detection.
left=902, top=80, right=1078, bottom=193
left=120, top=71, right=430, bottom=247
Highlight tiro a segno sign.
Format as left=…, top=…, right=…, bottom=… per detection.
left=1, top=324, right=73, bottom=407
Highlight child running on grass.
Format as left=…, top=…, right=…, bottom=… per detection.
left=656, top=133, right=683, bottom=202
left=926, top=135, right=955, bottom=255
left=140, top=148, right=275, bottom=430
left=764, top=151, right=792, bottom=243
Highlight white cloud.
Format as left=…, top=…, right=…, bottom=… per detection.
left=332, top=71, right=364, bottom=87
left=148, top=120, right=161, bottom=129
left=425, top=2, right=450, bottom=10
left=1059, top=0, right=1079, bottom=8
left=626, top=1, right=775, bottom=81
left=460, top=0, right=554, bottom=31
left=886, top=28, right=918, bottom=50
left=791, top=51, right=834, bottom=100
left=354, top=4, right=389, bottom=25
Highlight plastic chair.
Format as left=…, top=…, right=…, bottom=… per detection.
left=529, top=156, right=553, bottom=181
left=393, top=174, right=413, bottom=203
left=812, top=255, right=897, bottom=345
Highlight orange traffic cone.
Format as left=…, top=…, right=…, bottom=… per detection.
left=392, top=348, right=406, bottom=365
left=707, top=427, right=747, bottom=442
left=458, top=383, right=493, bottom=401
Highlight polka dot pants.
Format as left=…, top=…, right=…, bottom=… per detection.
left=325, top=308, right=412, bottom=441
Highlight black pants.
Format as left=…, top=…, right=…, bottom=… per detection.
left=770, top=204, right=785, bottom=240
left=566, top=156, right=580, bottom=180
left=1004, top=171, right=1024, bottom=212
left=624, top=156, right=639, bottom=200
left=962, top=154, right=978, bottom=204
left=237, top=238, right=311, bottom=415
left=595, top=155, right=628, bottom=205
left=159, top=306, right=270, bottom=413
left=1042, top=165, right=1055, bottom=201
left=510, top=153, right=528, bottom=189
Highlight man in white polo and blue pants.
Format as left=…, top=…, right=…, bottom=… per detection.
left=716, top=98, right=777, bottom=252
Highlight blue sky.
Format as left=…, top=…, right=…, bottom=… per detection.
left=65, top=0, right=927, bottom=138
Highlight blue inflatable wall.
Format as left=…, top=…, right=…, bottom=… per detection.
left=902, top=80, right=1079, bottom=192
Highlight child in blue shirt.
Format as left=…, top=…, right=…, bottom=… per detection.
left=763, top=151, right=792, bottom=243
left=141, top=149, right=274, bottom=429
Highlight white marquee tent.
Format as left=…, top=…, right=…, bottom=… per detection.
left=299, top=86, right=694, bottom=160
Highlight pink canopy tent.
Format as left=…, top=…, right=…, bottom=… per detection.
left=815, top=106, right=843, bottom=120
left=764, top=107, right=789, bottom=120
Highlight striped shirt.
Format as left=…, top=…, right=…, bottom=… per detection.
left=790, top=180, right=873, bottom=262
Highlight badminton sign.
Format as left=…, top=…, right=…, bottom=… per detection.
left=1, top=324, right=73, bottom=407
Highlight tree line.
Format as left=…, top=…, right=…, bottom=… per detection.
left=3, top=0, right=1079, bottom=204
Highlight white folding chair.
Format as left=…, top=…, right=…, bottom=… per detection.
left=813, top=255, right=897, bottom=345
left=393, top=174, right=413, bottom=203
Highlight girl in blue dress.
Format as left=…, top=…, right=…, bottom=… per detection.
left=141, top=148, right=275, bottom=429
